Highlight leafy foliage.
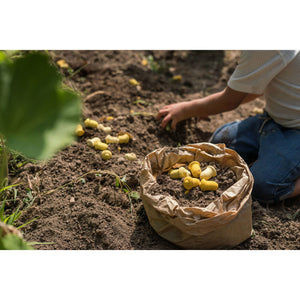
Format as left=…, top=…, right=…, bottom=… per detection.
left=0, top=233, right=33, bottom=250
left=0, top=51, right=81, bottom=160
left=0, top=51, right=82, bottom=250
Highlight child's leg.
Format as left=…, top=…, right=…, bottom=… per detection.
left=210, top=113, right=300, bottom=203
left=209, top=113, right=267, bottom=164
left=250, top=122, right=300, bottom=203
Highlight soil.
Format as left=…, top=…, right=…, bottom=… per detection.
left=9, top=50, right=300, bottom=250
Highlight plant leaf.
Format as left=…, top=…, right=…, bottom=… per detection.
left=115, top=177, right=120, bottom=187
left=0, top=198, right=6, bottom=221
left=27, top=241, right=54, bottom=246
left=0, top=234, right=34, bottom=250
left=129, top=191, right=140, bottom=200
left=0, top=183, right=22, bottom=194
left=0, top=52, right=81, bottom=160
left=17, top=216, right=40, bottom=230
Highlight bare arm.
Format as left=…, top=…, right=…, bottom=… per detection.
left=157, top=86, right=261, bottom=130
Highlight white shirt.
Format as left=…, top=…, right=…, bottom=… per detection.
left=228, top=50, right=300, bottom=129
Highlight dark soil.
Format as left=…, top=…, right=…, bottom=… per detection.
left=9, top=50, right=300, bottom=250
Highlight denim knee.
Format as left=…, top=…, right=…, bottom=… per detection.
left=250, top=166, right=295, bottom=203
left=251, top=169, right=275, bottom=203
left=209, top=121, right=238, bottom=145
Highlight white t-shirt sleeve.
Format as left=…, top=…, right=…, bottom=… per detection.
left=228, top=50, right=296, bottom=94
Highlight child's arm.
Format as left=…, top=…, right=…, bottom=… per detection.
left=157, top=86, right=261, bottom=130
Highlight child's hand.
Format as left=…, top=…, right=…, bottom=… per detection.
left=157, top=101, right=191, bottom=131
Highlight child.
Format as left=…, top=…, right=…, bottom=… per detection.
left=157, top=50, right=300, bottom=204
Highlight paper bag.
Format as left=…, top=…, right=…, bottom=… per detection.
left=140, top=143, right=254, bottom=249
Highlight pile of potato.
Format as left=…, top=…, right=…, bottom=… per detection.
left=75, top=118, right=137, bottom=161
left=168, top=161, right=218, bottom=194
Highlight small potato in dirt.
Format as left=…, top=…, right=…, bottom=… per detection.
left=118, top=134, right=130, bottom=144
left=98, top=123, right=112, bottom=134
left=129, top=78, right=139, bottom=86
left=101, top=150, right=112, bottom=160
left=169, top=167, right=191, bottom=179
left=200, top=178, right=218, bottom=191
left=106, top=135, right=119, bottom=144
left=200, top=165, right=217, bottom=180
left=87, top=137, right=101, bottom=147
left=94, top=141, right=109, bottom=151
left=84, top=118, right=98, bottom=128
left=124, top=153, right=137, bottom=161
left=183, top=176, right=201, bottom=194
left=75, top=124, right=85, bottom=136
left=188, top=161, right=201, bottom=178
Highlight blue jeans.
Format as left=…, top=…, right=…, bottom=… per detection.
left=210, top=112, right=300, bottom=203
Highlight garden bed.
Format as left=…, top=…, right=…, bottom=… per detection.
left=11, top=50, right=299, bottom=249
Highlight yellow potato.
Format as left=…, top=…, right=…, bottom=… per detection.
left=129, top=78, right=139, bottom=86
left=172, top=75, right=182, bottom=81
left=94, top=141, right=108, bottom=151
left=84, top=118, right=98, bottom=128
left=105, top=135, right=119, bottom=144
left=188, top=161, right=201, bottom=177
left=75, top=124, right=84, bottom=136
left=200, top=179, right=218, bottom=191
left=200, top=165, right=217, bottom=180
left=124, top=153, right=137, bottom=161
left=183, top=176, right=200, bottom=189
left=118, top=133, right=130, bottom=144
left=87, top=137, right=101, bottom=147
left=101, top=150, right=112, bottom=160
left=169, top=167, right=191, bottom=179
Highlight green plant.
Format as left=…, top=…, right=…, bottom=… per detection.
left=0, top=51, right=81, bottom=160
left=66, top=62, right=88, bottom=79
left=0, top=50, right=81, bottom=249
left=115, top=175, right=140, bottom=214
left=0, top=233, right=34, bottom=250
left=8, top=149, right=33, bottom=174
left=133, top=98, right=151, bottom=106
left=146, top=55, right=160, bottom=72
left=0, top=195, right=39, bottom=250
left=0, top=198, right=39, bottom=228
left=130, top=111, right=156, bottom=117
left=0, top=182, right=21, bottom=196
left=22, top=188, right=36, bottom=207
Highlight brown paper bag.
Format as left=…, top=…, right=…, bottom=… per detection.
left=140, top=143, right=254, bottom=249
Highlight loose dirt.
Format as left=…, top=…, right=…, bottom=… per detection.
left=10, top=50, right=300, bottom=249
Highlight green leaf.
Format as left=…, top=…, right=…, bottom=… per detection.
left=0, top=199, right=6, bottom=221
left=0, top=52, right=81, bottom=160
left=0, top=51, right=7, bottom=63
left=27, top=241, right=54, bottom=246
left=0, top=234, right=34, bottom=250
left=133, top=99, right=149, bottom=106
left=0, top=141, right=8, bottom=188
left=6, top=208, right=21, bottom=225
left=0, top=183, right=21, bottom=194
left=115, top=177, right=120, bottom=187
left=17, top=216, right=40, bottom=230
left=129, top=191, right=140, bottom=200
